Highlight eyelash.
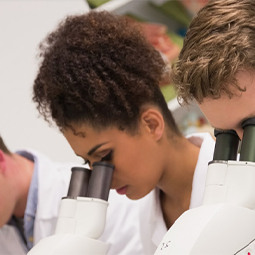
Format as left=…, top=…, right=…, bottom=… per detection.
left=84, top=159, right=90, bottom=166
left=83, top=150, right=113, bottom=166
left=101, top=150, right=113, bottom=162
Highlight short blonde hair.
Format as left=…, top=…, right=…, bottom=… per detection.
left=172, top=0, right=255, bottom=104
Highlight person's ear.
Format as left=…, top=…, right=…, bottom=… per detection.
left=0, top=150, right=6, bottom=173
left=140, top=108, right=164, bottom=141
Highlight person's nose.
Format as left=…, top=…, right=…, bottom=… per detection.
left=235, top=128, right=244, bottom=140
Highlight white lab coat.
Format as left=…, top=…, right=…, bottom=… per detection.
left=0, top=149, right=73, bottom=255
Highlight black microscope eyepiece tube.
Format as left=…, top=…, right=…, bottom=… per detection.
left=87, top=162, right=114, bottom=201
left=67, top=167, right=91, bottom=198
left=239, top=118, right=255, bottom=162
left=213, top=129, right=240, bottom=161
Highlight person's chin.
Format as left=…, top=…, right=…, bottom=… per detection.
left=125, top=191, right=144, bottom=200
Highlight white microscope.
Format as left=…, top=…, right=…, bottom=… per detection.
left=27, top=161, right=114, bottom=255
left=155, top=117, right=255, bottom=254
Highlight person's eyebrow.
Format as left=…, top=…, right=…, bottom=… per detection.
left=87, top=142, right=108, bottom=156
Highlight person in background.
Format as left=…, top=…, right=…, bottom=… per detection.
left=172, top=0, right=255, bottom=140
left=0, top=135, right=72, bottom=254
left=32, top=11, right=215, bottom=254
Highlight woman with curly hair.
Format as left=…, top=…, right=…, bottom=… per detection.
left=33, top=11, right=215, bottom=254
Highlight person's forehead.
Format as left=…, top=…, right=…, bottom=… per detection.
left=199, top=98, right=238, bottom=129
left=63, top=125, right=111, bottom=144
left=63, top=124, right=133, bottom=150
left=198, top=70, right=255, bottom=124
left=199, top=99, right=254, bottom=131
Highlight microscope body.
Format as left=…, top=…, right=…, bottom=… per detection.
left=155, top=119, right=255, bottom=255
left=28, top=162, right=114, bottom=255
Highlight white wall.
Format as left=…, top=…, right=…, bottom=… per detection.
left=0, top=0, right=89, bottom=162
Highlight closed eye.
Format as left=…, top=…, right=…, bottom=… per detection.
left=101, top=150, right=113, bottom=162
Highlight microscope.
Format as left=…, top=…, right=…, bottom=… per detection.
left=27, top=161, right=114, bottom=255
left=155, top=118, right=255, bottom=254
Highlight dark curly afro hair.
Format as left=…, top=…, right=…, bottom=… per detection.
left=33, top=11, right=180, bottom=135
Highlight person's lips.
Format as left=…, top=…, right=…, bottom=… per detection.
left=116, top=185, right=128, bottom=195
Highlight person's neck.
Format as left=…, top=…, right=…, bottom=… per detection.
left=158, top=137, right=200, bottom=229
left=12, top=153, right=34, bottom=218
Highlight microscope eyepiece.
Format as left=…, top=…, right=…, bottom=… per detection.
left=66, top=162, right=114, bottom=201
left=240, top=117, right=255, bottom=162
left=241, top=118, right=255, bottom=129
left=213, top=129, right=240, bottom=161
left=67, top=167, right=91, bottom=198
left=214, top=129, right=238, bottom=137
left=86, top=162, right=114, bottom=201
